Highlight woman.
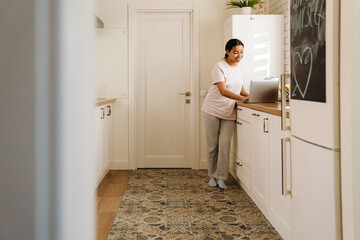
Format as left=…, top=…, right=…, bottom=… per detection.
left=202, top=38, right=249, bottom=190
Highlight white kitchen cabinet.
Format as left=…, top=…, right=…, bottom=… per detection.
left=231, top=106, right=291, bottom=240
left=234, top=118, right=251, bottom=168
left=94, top=103, right=113, bottom=189
left=268, top=116, right=291, bottom=240
left=250, top=111, right=270, bottom=212
left=232, top=106, right=252, bottom=192
left=94, top=106, right=104, bottom=184
left=105, top=104, right=113, bottom=169
left=234, top=155, right=251, bottom=193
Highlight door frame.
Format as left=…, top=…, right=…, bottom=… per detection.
left=128, top=3, right=200, bottom=169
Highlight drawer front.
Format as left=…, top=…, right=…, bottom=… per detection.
left=235, top=157, right=251, bottom=191
left=234, top=119, right=251, bottom=168
left=237, top=106, right=252, bottom=122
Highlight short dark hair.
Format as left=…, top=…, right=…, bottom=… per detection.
left=225, top=39, right=244, bottom=58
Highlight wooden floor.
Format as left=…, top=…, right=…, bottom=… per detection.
left=96, top=170, right=132, bottom=240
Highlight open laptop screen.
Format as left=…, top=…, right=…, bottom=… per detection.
left=244, top=79, right=279, bottom=103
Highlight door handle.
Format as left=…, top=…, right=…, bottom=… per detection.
left=107, top=105, right=111, bottom=116
left=281, top=137, right=292, bottom=196
left=281, top=73, right=290, bottom=131
left=178, top=91, right=191, bottom=96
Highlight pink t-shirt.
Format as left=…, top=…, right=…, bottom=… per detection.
left=202, top=59, right=244, bottom=120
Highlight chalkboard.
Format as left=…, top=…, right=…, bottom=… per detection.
left=290, top=0, right=326, bottom=102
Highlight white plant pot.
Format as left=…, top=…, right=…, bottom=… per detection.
left=237, top=7, right=252, bottom=15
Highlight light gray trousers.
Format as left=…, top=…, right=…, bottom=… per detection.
left=202, top=112, right=235, bottom=180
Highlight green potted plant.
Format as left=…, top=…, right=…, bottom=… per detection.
left=226, top=0, right=263, bottom=15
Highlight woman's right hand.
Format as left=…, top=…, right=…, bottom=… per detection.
left=241, top=95, right=250, bottom=101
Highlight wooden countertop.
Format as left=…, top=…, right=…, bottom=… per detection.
left=236, top=101, right=290, bottom=118
left=95, top=98, right=116, bottom=107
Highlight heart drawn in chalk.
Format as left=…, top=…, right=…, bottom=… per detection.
left=292, top=47, right=313, bottom=98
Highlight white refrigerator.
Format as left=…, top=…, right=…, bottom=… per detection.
left=282, top=0, right=342, bottom=239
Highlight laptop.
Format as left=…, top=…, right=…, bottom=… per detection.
left=243, top=78, right=279, bottom=103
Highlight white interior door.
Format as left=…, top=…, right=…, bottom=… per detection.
left=136, top=11, right=192, bottom=168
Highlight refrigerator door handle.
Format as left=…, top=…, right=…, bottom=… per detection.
left=281, top=137, right=292, bottom=196
left=281, top=73, right=290, bottom=131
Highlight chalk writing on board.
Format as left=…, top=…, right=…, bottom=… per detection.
left=292, top=47, right=313, bottom=98
left=291, top=0, right=325, bottom=41
left=290, top=0, right=326, bottom=102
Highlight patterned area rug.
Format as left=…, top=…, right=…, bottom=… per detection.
left=108, top=169, right=282, bottom=240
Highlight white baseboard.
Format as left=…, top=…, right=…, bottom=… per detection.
left=200, top=159, right=207, bottom=169
left=111, top=159, right=207, bottom=170
left=95, top=169, right=109, bottom=191
left=110, top=159, right=129, bottom=170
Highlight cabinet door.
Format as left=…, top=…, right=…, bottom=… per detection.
left=105, top=104, right=112, bottom=169
left=269, top=116, right=291, bottom=239
left=251, top=111, right=270, bottom=210
left=229, top=143, right=236, bottom=177
left=94, top=106, right=104, bottom=185
left=100, top=107, right=107, bottom=174
left=94, top=107, right=100, bottom=183
left=234, top=155, right=251, bottom=192
left=234, top=119, right=251, bottom=168
left=95, top=106, right=107, bottom=184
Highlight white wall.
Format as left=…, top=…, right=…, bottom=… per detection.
left=1, top=1, right=95, bottom=239
left=269, top=0, right=290, bottom=74
left=0, top=1, right=36, bottom=238
left=340, top=0, right=360, bottom=239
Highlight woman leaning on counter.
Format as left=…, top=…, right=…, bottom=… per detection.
left=202, top=38, right=249, bottom=190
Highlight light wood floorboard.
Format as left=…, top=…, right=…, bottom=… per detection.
left=96, top=170, right=132, bottom=240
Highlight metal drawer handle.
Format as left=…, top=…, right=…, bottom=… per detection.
left=107, top=105, right=111, bottom=116
left=236, top=121, right=242, bottom=125
left=101, top=108, right=105, bottom=119
left=237, top=107, right=243, bottom=111
left=263, top=118, right=268, bottom=133
left=252, top=113, right=260, bottom=117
